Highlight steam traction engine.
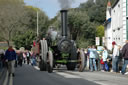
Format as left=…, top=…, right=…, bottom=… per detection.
left=38, top=10, right=85, bottom=73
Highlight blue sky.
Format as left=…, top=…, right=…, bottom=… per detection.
left=24, top=0, right=87, bottom=19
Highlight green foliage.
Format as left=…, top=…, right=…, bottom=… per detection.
left=96, top=25, right=104, bottom=37
left=72, top=0, right=110, bottom=47
left=0, top=0, right=49, bottom=48
left=79, top=0, right=107, bottom=24
left=25, top=6, right=49, bottom=38
left=13, top=30, right=36, bottom=50
left=77, top=38, right=93, bottom=48
left=68, top=9, right=90, bottom=40
left=0, top=0, right=28, bottom=46
left=111, top=0, right=116, bottom=4
left=68, top=9, right=97, bottom=46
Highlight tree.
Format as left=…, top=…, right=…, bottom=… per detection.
left=13, top=30, right=36, bottom=50
left=0, top=0, right=49, bottom=48
left=12, top=6, right=49, bottom=49
left=68, top=9, right=90, bottom=40
left=79, top=0, right=108, bottom=24
left=24, top=6, right=49, bottom=38
left=96, top=25, right=104, bottom=37
left=0, top=0, right=29, bottom=46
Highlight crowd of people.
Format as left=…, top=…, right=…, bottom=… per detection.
left=0, top=46, right=37, bottom=77
left=1, top=40, right=128, bottom=77
left=84, top=40, right=128, bottom=75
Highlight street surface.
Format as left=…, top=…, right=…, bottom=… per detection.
left=3, top=64, right=128, bottom=85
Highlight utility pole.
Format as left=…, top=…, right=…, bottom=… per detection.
left=29, top=0, right=39, bottom=37
left=36, top=0, right=39, bottom=37
left=33, top=0, right=39, bottom=37
left=37, top=10, right=39, bottom=37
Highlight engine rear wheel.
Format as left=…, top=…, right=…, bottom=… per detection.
left=78, top=50, right=85, bottom=72
left=39, top=60, right=46, bottom=71
left=39, top=40, right=48, bottom=71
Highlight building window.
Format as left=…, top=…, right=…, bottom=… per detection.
left=113, top=30, right=115, bottom=32
left=118, top=4, right=120, bottom=8
left=114, top=38, right=115, bottom=40
left=118, top=38, right=120, bottom=40
left=114, top=10, right=115, bottom=13
left=118, top=28, right=120, bottom=30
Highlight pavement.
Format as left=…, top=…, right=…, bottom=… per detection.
left=1, top=64, right=128, bottom=85
left=65, top=71, right=128, bottom=85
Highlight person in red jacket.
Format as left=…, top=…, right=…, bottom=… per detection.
left=121, top=40, right=128, bottom=75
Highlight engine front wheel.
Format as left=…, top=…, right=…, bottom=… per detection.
left=47, top=51, right=53, bottom=73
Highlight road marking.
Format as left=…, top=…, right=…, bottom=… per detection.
left=9, top=76, right=13, bottom=85
left=125, top=72, right=128, bottom=75
left=34, top=66, right=40, bottom=70
left=34, top=65, right=81, bottom=78
left=56, top=72, right=81, bottom=78
left=3, top=71, right=8, bottom=85
left=34, top=66, right=81, bottom=78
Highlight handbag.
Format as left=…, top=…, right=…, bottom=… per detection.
left=100, top=59, right=104, bottom=64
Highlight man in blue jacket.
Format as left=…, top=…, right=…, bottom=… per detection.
left=5, top=46, right=16, bottom=77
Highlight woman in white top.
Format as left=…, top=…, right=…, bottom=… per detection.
left=102, top=46, right=109, bottom=71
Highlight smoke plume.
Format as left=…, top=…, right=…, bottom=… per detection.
left=57, top=0, right=75, bottom=9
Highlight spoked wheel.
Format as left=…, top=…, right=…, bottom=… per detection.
left=39, top=40, right=48, bottom=71
left=47, top=50, right=53, bottom=73
left=78, top=50, right=85, bottom=72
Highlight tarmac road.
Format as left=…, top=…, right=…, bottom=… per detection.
left=3, top=64, right=128, bottom=85
left=13, top=64, right=99, bottom=85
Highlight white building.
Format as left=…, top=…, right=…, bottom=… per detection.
left=104, top=0, right=128, bottom=50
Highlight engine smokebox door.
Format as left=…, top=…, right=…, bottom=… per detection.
left=57, top=38, right=72, bottom=53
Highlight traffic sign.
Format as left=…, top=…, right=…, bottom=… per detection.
left=95, top=37, right=100, bottom=45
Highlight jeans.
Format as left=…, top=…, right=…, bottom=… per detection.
left=89, top=58, right=97, bottom=71
left=32, top=58, right=36, bottom=66
left=112, top=56, right=119, bottom=72
left=102, top=61, right=109, bottom=71
left=121, top=59, right=128, bottom=74
left=96, top=59, right=100, bottom=71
